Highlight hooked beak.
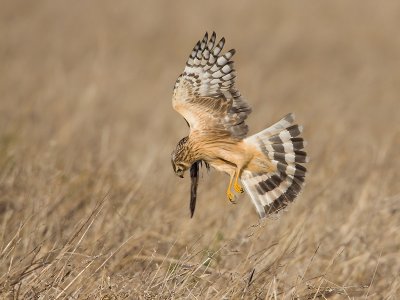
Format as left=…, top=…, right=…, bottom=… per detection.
left=176, top=170, right=184, bottom=178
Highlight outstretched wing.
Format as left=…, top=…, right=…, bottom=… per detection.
left=172, top=32, right=252, bottom=139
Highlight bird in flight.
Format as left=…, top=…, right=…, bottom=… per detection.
left=171, top=32, right=308, bottom=218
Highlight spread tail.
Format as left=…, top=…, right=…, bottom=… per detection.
left=242, top=113, right=308, bottom=218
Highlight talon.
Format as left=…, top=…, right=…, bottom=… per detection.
left=227, top=190, right=235, bottom=203
left=234, top=183, right=244, bottom=193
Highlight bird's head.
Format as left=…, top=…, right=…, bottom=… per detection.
left=171, top=137, right=191, bottom=178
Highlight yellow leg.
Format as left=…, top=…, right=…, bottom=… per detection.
left=233, top=168, right=244, bottom=193
left=226, top=174, right=235, bottom=202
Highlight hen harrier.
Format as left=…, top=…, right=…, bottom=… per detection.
left=171, top=32, right=308, bottom=218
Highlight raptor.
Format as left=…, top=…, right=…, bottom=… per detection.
left=171, top=32, right=308, bottom=218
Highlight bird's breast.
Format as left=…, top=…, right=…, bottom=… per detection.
left=197, top=140, right=247, bottom=175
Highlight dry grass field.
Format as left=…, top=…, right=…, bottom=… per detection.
left=1, top=1, right=400, bottom=299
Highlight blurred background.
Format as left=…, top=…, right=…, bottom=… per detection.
left=1, top=0, right=399, bottom=298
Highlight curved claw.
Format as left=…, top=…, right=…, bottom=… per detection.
left=227, top=190, right=235, bottom=203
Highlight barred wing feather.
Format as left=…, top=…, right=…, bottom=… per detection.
left=172, top=32, right=251, bottom=139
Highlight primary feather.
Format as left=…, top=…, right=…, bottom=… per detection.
left=172, top=32, right=251, bottom=139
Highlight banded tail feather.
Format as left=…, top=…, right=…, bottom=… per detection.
left=242, top=113, right=308, bottom=218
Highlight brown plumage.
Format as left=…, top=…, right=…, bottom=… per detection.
left=171, top=32, right=308, bottom=218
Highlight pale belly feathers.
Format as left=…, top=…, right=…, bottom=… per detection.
left=200, top=141, right=275, bottom=176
